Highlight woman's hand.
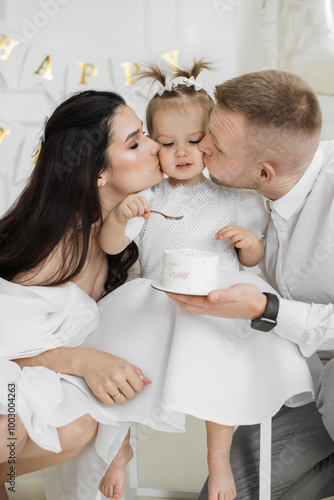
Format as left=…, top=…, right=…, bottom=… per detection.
left=15, top=347, right=151, bottom=407
left=77, top=348, right=151, bottom=406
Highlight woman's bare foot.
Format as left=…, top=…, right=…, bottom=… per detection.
left=99, top=435, right=134, bottom=499
left=0, top=485, right=9, bottom=500
left=208, top=457, right=236, bottom=500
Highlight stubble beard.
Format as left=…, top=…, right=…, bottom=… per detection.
left=204, top=152, right=260, bottom=190
left=210, top=172, right=259, bottom=190
left=210, top=174, right=231, bottom=188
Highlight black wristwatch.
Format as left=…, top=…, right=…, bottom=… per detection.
left=250, top=292, right=279, bottom=332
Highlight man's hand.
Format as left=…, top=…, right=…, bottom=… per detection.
left=167, top=283, right=267, bottom=320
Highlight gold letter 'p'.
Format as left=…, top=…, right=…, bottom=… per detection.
left=78, top=62, right=98, bottom=85
left=121, top=61, right=140, bottom=86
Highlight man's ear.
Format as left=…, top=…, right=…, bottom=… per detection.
left=256, top=161, right=276, bottom=185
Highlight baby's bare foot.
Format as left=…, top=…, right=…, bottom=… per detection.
left=208, top=458, right=236, bottom=500
left=0, top=485, right=9, bottom=500
left=99, top=439, right=134, bottom=499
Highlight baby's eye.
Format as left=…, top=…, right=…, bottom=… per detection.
left=161, top=143, right=174, bottom=147
left=130, top=143, right=139, bottom=150
left=189, top=140, right=201, bottom=144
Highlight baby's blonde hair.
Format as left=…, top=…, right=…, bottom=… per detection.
left=136, top=60, right=215, bottom=138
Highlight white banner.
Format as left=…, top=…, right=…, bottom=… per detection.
left=0, top=121, right=25, bottom=176
left=19, top=43, right=68, bottom=99
left=0, top=21, right=182, bottom=215
left=0, top=24, right=28, bottom=88
left=66, top=53, right=112, bottom=93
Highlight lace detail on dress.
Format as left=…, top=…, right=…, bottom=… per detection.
left=138, top=179, right=241, bottom=280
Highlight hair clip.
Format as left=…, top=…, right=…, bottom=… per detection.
left=157, top=81, right=175, bottom=96
left=31, top=115, right=48, bottom=157
left=183, top=76, right=203, bottom=91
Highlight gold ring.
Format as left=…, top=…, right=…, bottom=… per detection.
left=112, top=392, right=122, bottom=401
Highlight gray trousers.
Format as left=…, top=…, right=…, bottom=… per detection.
left=198, top=359, right=334, bottom=500
left=317, top=357, right=334, bottom=442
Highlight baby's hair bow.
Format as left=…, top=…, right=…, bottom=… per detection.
left=183, top=76, right=203, bottom=91
left=157, top=81, right=175, bottom=96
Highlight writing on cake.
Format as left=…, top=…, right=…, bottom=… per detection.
left=167, top=263, right=190, bottom=280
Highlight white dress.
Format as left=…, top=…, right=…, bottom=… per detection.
left=88, top=179, right=314, bottom=425
left=0, top=180, right=315, bottom=500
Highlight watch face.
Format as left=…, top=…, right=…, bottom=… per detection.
left=251, top=317, right=277, bottom=332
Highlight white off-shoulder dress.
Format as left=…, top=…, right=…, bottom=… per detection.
left=0, top=180, right=315, bottom=500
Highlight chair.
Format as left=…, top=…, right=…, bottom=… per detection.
left=126, top=420, right=272, bottom=500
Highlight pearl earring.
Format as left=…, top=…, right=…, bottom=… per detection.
left=101, top=181, right=106, bottom=187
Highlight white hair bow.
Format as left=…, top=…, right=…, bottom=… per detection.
left=157, top=81, right=175, bottom=96
left=183, top=76, right=203, bottom=91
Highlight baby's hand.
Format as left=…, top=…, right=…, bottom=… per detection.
left=113, top=194, right=150, bottom=223
left=216, top=225, right=259, bottom=250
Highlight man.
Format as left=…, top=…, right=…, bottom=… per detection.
left=168, top=70, right=334, bottom=499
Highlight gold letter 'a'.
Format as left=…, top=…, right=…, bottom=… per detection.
left=35, top=56, right=54, bottom=80
left=161, top=50, right=179, bottom=72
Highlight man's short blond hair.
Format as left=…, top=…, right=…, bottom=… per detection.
left=214, top=70, right=322, bottom=170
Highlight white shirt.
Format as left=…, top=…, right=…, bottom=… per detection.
left=263, top=140, right=334, bottom=358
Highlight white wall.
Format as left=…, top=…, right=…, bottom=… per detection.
left=0, top=0, right=265, bottom=213
left=1, top=0, right=334, bottom=214
left=0, top=0, right=263, bottom=127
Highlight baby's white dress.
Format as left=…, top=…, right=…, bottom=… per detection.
left=0, top=179, right=315, bottom=500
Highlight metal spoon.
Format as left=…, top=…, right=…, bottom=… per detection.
left=150, top=210, right=184, bottom=220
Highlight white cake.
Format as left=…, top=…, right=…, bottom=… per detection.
left=159, top=249, right=219, bottom=294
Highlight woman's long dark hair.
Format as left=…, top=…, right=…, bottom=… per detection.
left=0, top=90, right=138, bottom=293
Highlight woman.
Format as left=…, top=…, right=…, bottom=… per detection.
left=0, top=90, right=163, bottom=499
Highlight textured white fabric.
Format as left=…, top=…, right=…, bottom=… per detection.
left=262, top=141, right=334, bottom=357
left=138, top=179, right=241, bottom=279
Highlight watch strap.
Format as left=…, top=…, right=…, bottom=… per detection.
left=262, top=292, right=279, bottom=321
left=250, top=292, right=279, bottom=331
